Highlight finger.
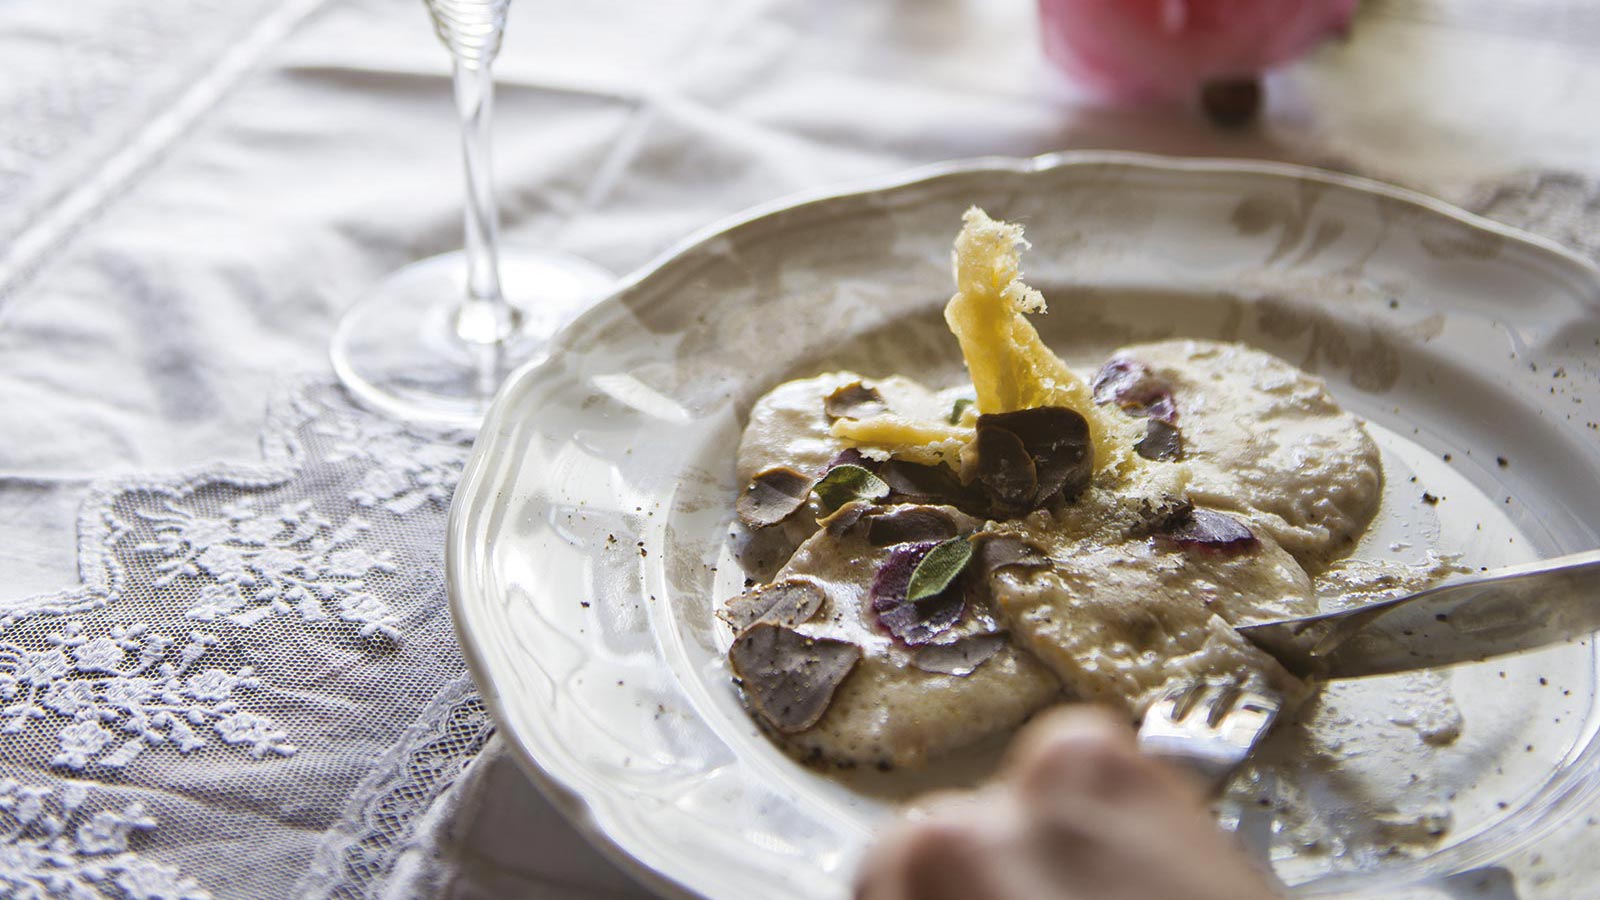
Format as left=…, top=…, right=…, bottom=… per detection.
left=855, top=793, right=1009, bottom=900
left=1004, top=704, right=1205, bottom=811
left=1006, top=705, right=1135, bottom=770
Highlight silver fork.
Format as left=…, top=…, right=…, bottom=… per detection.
left=1136, top=682, right=1282, bottom=786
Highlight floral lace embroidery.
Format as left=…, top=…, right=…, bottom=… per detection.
left=0, top=779, right=208, bottom=899
left=0, top=379, right=481, bottom=896
left=132, top=498, right=401, bottom=639
left=0, top=622, right=295, bottom=771
left=313, top=412, right=468, bottom=515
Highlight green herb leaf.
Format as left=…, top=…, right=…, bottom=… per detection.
left=948, top=397, right=974, bottom=425
left=812, top=464, right=890, bottom=514
left=907, top=537, right=974, bottom=602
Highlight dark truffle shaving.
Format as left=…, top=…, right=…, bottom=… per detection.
left=878, top=459, right=986, bottom=513
left=719, top=579, right=827, bottom=633
left=1156, top=507, right=1258, bottom=554
left=973, top=406, right=1094, bottom=514
left=866, top=506, right=960, bottom=547
left=729, top=623, right=861, bottom=733
left=965, top=533, right=1052, bottom=610
left=974, top=424, right=1036, bottom=513
left=1091, top=357, right=1178, bottom=424
left=821, top=447, right=878, bottom=476
left=911, top=632, right=1009, bottom=676
left=1135, top=418, right=1184, bottom=461
left=737, top=467, right=813, bottom=527
left=824, top=382, right=889, bottom=420
left=818, top=499, right=873, bottom=535
left=970, top=533, right=1052, bottom=574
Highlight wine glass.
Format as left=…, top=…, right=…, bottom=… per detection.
left=330, top=0, right=613, bottom=428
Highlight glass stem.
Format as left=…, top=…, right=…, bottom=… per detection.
left=451, top=56, right=518, bottom=346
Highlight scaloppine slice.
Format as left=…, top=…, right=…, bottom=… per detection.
left=1096, top=339, right=1382, bottom=570
left=729, top=507, right=1061, bottom=770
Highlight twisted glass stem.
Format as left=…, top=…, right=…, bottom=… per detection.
left=426, top=0, right=516, bottom=345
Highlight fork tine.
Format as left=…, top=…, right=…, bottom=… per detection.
left=1205, top=681, right=1242, bottom=727
left=1136, top=679, right=1282, bottom=788
left=1163, top=682, right=1204, bottom=722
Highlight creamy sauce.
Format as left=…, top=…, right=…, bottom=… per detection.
left=772, top=509, right=1060, bottom=769
left=726, top=338, right=1387, bottom=767
left=1118, top=340, right=1383, bottom=571
left=718, top=211, right=1448, bottom=853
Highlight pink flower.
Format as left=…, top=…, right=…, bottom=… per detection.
left=1038, top=0, right=1357, bottom=102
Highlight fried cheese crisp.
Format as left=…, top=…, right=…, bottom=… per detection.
left=833, top=207, right=1142, bottom=474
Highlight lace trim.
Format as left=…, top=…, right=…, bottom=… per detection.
left=1, top=378, right=493, bottom=898
left=292, top=675, right=494, bottom=900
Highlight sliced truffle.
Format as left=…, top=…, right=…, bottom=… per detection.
left=1092, top=357, right=1177, bottom=424
left=819, top=499, right=873, bottom=535
left=971, top=533, right=1051, bottom=574
left=974, top=423, right=1037, bottom=513
left=1127, top=496, right=1195, bottom=537
left=729, top=623, right=861, bottom=733
left=974, top=406, right=1093, bottom=514
left=912, top=632, right=1009, bottom=677
left=824, top=382, right=889, bottom=420
left=1156, top=507, right=1259, bottom=555
left=1135, top=419, right=1184, bottom=461
left=821, top=447, right=878, bottom=476
left=878, top=459, right=981, bottom=510
left=966, top=533, right=1051, bottom=610
left=866, top=506, right=960, bottom=547
left=719, top=579, right=827, bottom=633
left=870, top=541, right=966, bottom=645
left=737, top=467, right=813, bottom=528
left=990, top=407, right=1094, bottom=502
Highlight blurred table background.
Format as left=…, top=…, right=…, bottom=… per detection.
left=1, top=1, right=1598, bottom=898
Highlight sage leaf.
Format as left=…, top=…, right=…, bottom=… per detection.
left=907, top=537, right=974, bottom=602
left=812, top=463, right=889, bottom=515
left=870, top=539, right=964, bottom=646
left=948, top=397, right=974, bottom=425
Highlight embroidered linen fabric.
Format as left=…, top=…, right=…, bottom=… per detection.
left=0, top=383, right=489, bottom=900
left=3, top=0, right=1600, bottom=898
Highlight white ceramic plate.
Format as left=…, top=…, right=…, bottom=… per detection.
left=448, top=152, right=1600, bottom=899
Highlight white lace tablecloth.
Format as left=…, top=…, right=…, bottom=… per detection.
left=2, top=1, right=1599, bottom=898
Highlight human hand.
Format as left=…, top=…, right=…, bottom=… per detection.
left=855, top=706, right=1282, bottom=900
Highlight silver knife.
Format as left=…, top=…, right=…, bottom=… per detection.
left=1238, top=548, right=1600, bottom=679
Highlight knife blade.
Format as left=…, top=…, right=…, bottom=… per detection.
left=1238, top=548, right=1600, bottom=680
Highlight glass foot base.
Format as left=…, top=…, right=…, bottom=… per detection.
left=330, top=249, right=613, bottom=429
